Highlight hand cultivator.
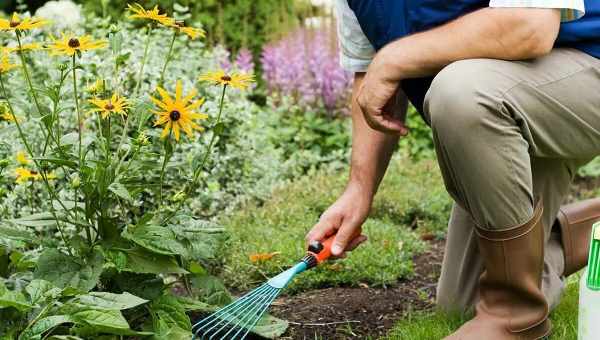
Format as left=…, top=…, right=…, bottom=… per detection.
left=192, top=235, right=338, bottom=339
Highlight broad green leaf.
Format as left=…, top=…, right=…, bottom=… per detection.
left=0, top=282, right=31, bottom=312
left=108, top=182, right=133, bottom=202
left=60, top=133, right=79, bottom=146
left=123, top=248, right=187, bottom=274
left=47, top=336, right=83, bottom=340
left=73, top=292, right=147, bottom=310
left=150, top=295, right=190, bottom=331
left=251, top=314, right=289, bottom=339
left=174, top=296, right=214, bottom=313
left=122, top=225, right=186, bottom=256
left=19, top=315, right=73, bottom=340
left=113, top=272, right=164, bottom=300
left=25, top=279, right=55, bottom=305
left=70, top=309, right=130, bottom=334
left=0, top=225, right=34, bottom=243
left=34, top=249, right=104, bottom=292
left=9, top=212, right=59, bottom=228
left=151, top=324, right=191, bottom=340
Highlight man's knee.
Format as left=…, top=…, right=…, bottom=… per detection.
left=424, top=59, right=505, bottom=139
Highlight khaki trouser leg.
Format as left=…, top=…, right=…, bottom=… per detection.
left=437, top=158, right=584, bottom=312
left=424, top=48, right=600, bottom=313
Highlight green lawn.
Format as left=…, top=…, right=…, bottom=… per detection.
left=217, top=156, right=451, bottom=293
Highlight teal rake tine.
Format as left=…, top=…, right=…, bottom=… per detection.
left=192, top=284, right=271, bottom=338
left=207, top=286, right=279, bottom=339
left=224, top=287, right=280, bottom=339
left=233, top=289, right=281, bottom=340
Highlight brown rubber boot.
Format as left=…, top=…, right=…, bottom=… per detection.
left=444, top=202, right=551, bottom=340
left=557, top=198, right=600, bottom=277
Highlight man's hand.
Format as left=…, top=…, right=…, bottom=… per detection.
left=356, top=56, right=409, bottom=135
left=305, top=183, right=371, bottom=257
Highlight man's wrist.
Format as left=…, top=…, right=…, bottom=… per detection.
left=346, top=178, right=376, bottom=202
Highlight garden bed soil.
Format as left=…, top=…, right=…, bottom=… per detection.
left=268, top=239, right=444, bottom=339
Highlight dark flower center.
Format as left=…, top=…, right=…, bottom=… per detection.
left=9, top=20, right=19, bottom=28
left=104, top=103, right=114, bottom=111
left=30, top=170, right=38, bottom=175
left=221, top=75, right=232, bottom=82
left=169, top=110, right=181, bottom=121
left=68, top=38, right=80, bottom=48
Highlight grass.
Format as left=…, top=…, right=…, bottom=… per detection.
left=384, top=275, right=580, bottom=339
left=216, top=156, right=451, bottom=293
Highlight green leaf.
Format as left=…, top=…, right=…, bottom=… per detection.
left=19, top=315, right=73, bottom=340
left=150, top=295, right=190, bottom=331
left=70, top=309, right=130, bottom=334
left=0, top=225, right=34, bottom=244
left=108, top=182, right=133, bottom=202
left=173, top=296, right=213, bottom=313
left=122, top=225, right=186, bottom=256
left=60, top=133, right=79, bottom=146
left=122, top=248, right=187, bottom=275
left=35, top=157, right=77, bottom=169
left=251, top=314, right=289, bottom=339
left=213, top=122, right=225, bottom=135
left=73, top=292, right=147, bottom=310
left=0, top=281, right=31, bottom=312
left=113, top=272, right=164, bottom=300
left=9, top=212, right=59, bottom=228
left=25, top=279, right=55, bottom=305
left=47, top=336, right=84, bottom=340
left=34, top=249, right=104, bottom=292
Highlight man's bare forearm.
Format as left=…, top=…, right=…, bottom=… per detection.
left=348, top=73, right=405, bottom=198
left=376, top=8, right=561, bottom=81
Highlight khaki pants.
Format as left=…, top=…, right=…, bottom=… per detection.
left=422, top=48, right=600, bottom=312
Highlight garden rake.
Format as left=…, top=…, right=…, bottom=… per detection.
left=192, top=234, right=339, bottom=339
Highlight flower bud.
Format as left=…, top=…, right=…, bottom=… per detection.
left=171, top=191, right=187, bottom=202
left=70, top=175, right=80, bottom=189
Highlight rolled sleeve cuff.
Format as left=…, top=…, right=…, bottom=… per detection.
left=489, top=0, right=585, bottom=21
left=340, top=53, right=372, bottom=73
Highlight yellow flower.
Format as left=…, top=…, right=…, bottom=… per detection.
left=15, top=167, right=56, bottom=184
left=0, top=13, right=48, bottom=31
left=88, top=94, right=129, bottom=119
left=0, top=102, right=19, bottom=123
left=0, top=52, right=18, bottom=74
left=87, top=79, right=105, bottom=94
left=127, top=3, right=175, bottom=26
left=4, top=43, right=42, bottom=54
left=48, top=34, right=107, bottom=56
left=198, top=70, right=255, bottom=90
left=150, top=80, right=208, bottom=141
left=16, top=151, right=30, bottom=166
left=173, top=23, right=205, bottom=40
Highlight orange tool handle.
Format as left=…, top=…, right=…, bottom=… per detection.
left=307, top=230, right=361, bottom=265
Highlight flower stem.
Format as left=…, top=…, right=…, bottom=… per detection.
left=158, top=132, right=172, bottom=206
left=134, top=25, right=152, bottom=97
left=15, top=33, right=42, bottom=120
left=71, top=55, right=91, bottom=245
left=159, top=30, right=177, bottom=86
left=162, top=85, right=227, bottom=224
left=29, top=180, right=34, bottom=214
left=0, top=75, right=72, bottom=254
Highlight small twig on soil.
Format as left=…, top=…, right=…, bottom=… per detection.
left=288, top=320, right=361, bottom=327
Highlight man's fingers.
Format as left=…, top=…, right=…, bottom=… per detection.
left=331, top=221, right=361, bottom=256
left=345, top=234, right=368, bottom=251
left=306, top=216, right=338, bottom=245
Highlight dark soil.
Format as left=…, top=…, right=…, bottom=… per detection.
left=269, top=240, right=445, bottom=339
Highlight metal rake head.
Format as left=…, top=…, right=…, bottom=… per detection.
left=192, top=283, right=282, bottom=340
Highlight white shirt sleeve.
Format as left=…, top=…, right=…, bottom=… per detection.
left=334, top=0, right=375, bottom=73
left=489, top=0, right=585, bottom=22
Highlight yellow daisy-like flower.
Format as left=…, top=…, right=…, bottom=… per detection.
left=88, top=94, right=129, bottom=119
left=15, top=167, right=56, bottom=184
left=16, top=151, right=30, bottom=166
left=0, top=52, right=18, bottom=74
left=198, top=70, right=255, bottom=91
left=4, top=42, right=43, bottom=54
left=0, top=13, right=48, bottom=31
left=150, top=80, right=208, bottom=141
left=172, top=23, right=205, bottom=40
left=127, top=3, right=175, bottom=26
left=47, top=34, right=107, bottom=56
left=0, top=103, right=19, bottom=123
